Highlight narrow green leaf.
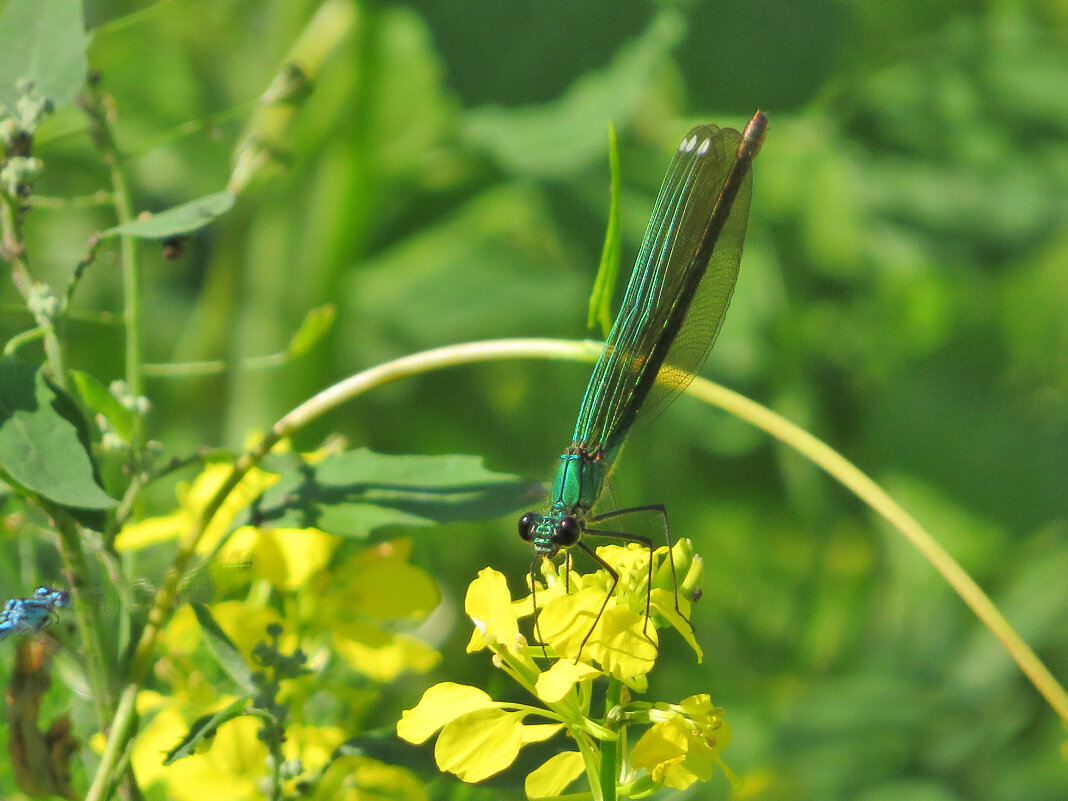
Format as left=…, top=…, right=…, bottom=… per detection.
left=70, top=370, right=135, bottom=442
left=191, top=603, right=256, bottom=694
left=0, top=359, right=116, bottom=510
left=103, top=191, right=235, bottom=239
left=0, top=0, right=88, bottom=113
left=286, top=304, right=337, bottom=357
left=587, top=121, right=622, bottom=337
left=239, top=449, right=543, bottom=538
left=163, top=696, right=251, bottom=765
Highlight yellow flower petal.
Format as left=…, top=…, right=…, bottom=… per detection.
left=331, top=542, right=440, bottom=621
left=435, top=707, right=524, bottom=782
left=520, top=722, right=563, bottom=744
left=334, top=622, right=440, bottom=681
left=465, top=568, right=519, bottom=650
left=115, top=511, right=188, bottom=550
left=397, top=683, right=494, bottom=744
left=252, top=527, right=336, bottom=591
left=649, top=587, right=701, bottom=661
left=535, top=659, right=600, bottom=703
left=525, top=751, right=585, bottom=798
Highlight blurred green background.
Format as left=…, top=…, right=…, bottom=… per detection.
left=7, top=0, right=1068, bottom=798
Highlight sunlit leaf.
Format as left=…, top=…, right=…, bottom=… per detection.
left=587, top=121, right=622, bottom=336
left=104, top=191, right=236, bottom=238
left=0, top=359, right=116, bottom=511
left=0, top=0, right=87, bottom=112
left=163, top=697, right=251, bottom=765
left=286, top=304, right=336, bottom=357
left=461, top=11, right=684, bottom=177
left=239, top=448, right=542, bottom=538
left=70, top=370, right=136, bottom=442
left=191, top=604, right=256, bottom=694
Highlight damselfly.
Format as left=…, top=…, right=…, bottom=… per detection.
left=518, top=111, right=767, bottom=658
left=0, top=586, right=72, bottom=641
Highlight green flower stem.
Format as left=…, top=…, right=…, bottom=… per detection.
left=85, top=683, right=139, bottom=801
left=97, top=336, right=1068, bottom=791
left=0, top=193, right=68, bottom=384
left=683, top=374, right=1068, bottom=727
left=50, top=506, right=114, bottom=722
left=598, top=678, right=622, bottom=801
left=81, top=86, right=144, bottom=449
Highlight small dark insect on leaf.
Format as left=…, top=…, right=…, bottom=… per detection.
left=161, top=236, right=188, bottom=260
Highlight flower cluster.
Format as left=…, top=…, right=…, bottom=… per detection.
left=398, top=539, right=734, bottom=798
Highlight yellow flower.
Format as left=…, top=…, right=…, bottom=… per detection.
left=630, top=694, right=733, bottom=790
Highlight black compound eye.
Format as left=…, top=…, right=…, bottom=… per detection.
left=552, top=516, right=581, bottom=548
left=518, top=512, right=537, bottom=542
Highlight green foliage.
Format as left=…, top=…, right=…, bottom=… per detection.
left=103, top=191, right=236, bottom=239
left=0, top=1, right=1065, bottom=800
left=0, top=0, right=87, bottom=113
left=242, top=449, right=542, bottom=536
left=0, top=358, right=115, bottom=510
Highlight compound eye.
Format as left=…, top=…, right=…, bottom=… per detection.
left=518, top=512, right=537, bottom=542
left=552, top=516, right=581, bottom=548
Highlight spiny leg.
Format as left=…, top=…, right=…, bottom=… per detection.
left=589, top=503, right=695, bottom=639
left=529, top=555, right=549, bottom=659
left=575, top=541, right=618, bottom=663
left=583, top=527, right=657, bottom=642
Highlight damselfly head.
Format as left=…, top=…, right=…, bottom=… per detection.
left=518, top=511, right=582, bottom=557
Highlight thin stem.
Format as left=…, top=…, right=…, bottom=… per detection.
left=683, top=375, right=1068, bottom=726
left=598, top=678, right=622, bottom=801
left=81, top=87, right=145, bottom=448
left=50, top=508, right=114, bottom=722
left=95, top=336, right=1068, bottom=787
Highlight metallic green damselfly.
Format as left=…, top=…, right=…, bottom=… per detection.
left=519, top=111, right=767, bottom=656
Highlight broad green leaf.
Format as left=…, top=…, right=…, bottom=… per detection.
left=238, top=449, right=542, bottom=538
left=286, top=304, right=336, bottom=357
left=525, top=751, right=585, bottom=798
left=0, top=359, right=116, bottom=510
left=191, top=604, right=256, bottom=694
left=0, top=0, right=87, bottom=113
left=397, top=683, right=494, bottom=745
left=587, top=121, right=622, bottom=336
left=70, top=370, right=136, bottom=442
left=103, top=191, right=235, bottom=239
left=460, top=11, right=684, bottom=177
left=162, top=697, right=251, bottom=765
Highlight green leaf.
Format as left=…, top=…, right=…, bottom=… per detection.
left=239, top=449, right=543, bottom=538
left=0, top=359, right=116, bottom=510
left=163, top=696, right=251, bottom=765
left=103, top=191, right=236, bottom=239
left=460, top=11, right=684, bottom=177
left=0, top=0, right=88, bottom=113
left=587, top=121, right=622, bottom=336
left=69, top=370, right=136, bottom=442
left=286, top=304, right=336, bottom=357
left=191, top=604, right=256, bottom=694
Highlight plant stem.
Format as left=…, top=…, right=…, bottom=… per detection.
left=683, top=375, right=1068, bottom=727
left=598, top=678, right=622, bottom=801
left=94, top=336, right=1068, bottom=788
